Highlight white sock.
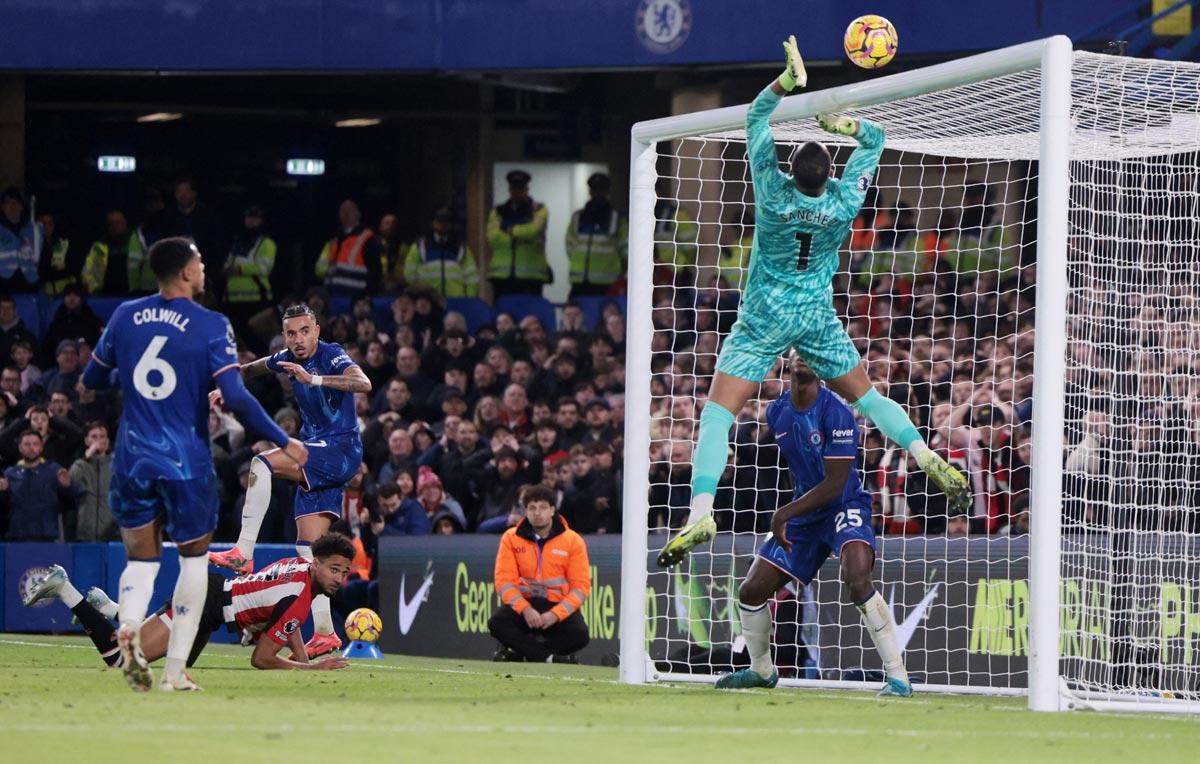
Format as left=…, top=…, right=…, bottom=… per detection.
left=907, top=439, right=931, bottom=460
left=58, top=579, right=83, bottom=609
left=164, top=555, right=208, bottom=680
left=235, top=458, right=274, bottom=557
left=740, top=602, right=774, bottom=678
left=686, top=493, right=714, bottom=526
left=858, top=591, right=910, bottom=684
left=95, top=592, right=118, bottom=619
left=297, top=543, right=335, bottom=635
left=117, top=559, right=160, bottom=628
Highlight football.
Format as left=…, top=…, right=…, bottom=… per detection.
left=844, top=14, right=898, bottom=69
left=344, top=608, right=383, bottom=642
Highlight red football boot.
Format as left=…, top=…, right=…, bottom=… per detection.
left=300, top=632, right=343, bottom=660
left=208, top=546, right=254, bottom=575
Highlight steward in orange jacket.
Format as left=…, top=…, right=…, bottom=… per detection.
left=488, top=485, right=591, bottom=662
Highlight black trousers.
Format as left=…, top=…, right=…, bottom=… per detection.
left=488, top=597, right=589, bottom=662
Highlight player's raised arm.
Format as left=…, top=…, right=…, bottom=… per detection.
left=817, top=112, right=886, bottom=216
left=747, top=36, right=807, bottom=199
left=275, top=359, right=372, bottom=394
left=769, top=457, right=853, bottom=551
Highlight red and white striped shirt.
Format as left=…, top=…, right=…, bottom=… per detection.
left=223, top=557, right=315, bottom=645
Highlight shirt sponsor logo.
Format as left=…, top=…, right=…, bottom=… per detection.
left=831, top=428, right=854, bottom=439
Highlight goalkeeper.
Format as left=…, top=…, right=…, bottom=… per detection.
left=658, top=36, right=968, bottom=567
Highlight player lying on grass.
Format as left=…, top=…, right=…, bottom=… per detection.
left=22, top=532, right=356, bottom=687
left=714, top=353, right=911, bottom=697
left=209, top=303, right=372, bottom=659
left=658, top=36, right=969, bottom=568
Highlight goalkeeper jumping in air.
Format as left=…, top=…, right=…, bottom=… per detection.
left=658, top=36, right=969, bottom=567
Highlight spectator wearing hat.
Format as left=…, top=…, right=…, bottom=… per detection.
left=527, top=351, right=580, bottom=405
left=476, top=446, right=527, bottom=533
left=315, top=199, right=383, bottom=296
left=0, top=294, right=37, bottom=368
left=405, top=205, right=479, bottom=298
left=68, top=421, right=116, bottom=542
left=487, top=169, right=550, bottom=296
left=30, top=339, right=82, bottom=403
left=81, top=210, right=153, bottom=296
left=0, top=187, right=41, bottom=293
left=39, top=284, right=103, bottom=368
left=432, top=384, right=469, bottom=424
left=566, top=173, right=627, bottom=297
left=37, top=212, right=80, bottom=298
left=489, top=483, right=591, bottom=662
left=581, top=397, right=617, bottom=445
left=415, top=465, right=468, bottom=530
left=420, top=326, right=476, bottom=384
left=223, top=204, right=277, bottom=337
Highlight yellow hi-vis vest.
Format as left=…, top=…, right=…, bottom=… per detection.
left=486, top=201, right=549, bottom=282
left=224, top=235, right=277, bottom=303
left=42, top=238, right=74, bottom=296
left=81, top=234, right=153, bottom=295
left=403, top=237, right=479, bottom=298
left=565, top=205, right=627, bottom=286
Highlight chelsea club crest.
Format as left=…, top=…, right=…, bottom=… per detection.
left=636, top=0, right=692, bottom=55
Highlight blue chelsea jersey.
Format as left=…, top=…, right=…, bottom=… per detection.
left=266, top=340, right=359, bottom=441
left=92, top=295, right=239, bottom=480
left=766, top=385, right=872, bottom=523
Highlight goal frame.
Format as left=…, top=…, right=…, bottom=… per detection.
left=618, top=35, right=1074, bottom=710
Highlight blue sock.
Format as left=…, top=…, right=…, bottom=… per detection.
left=852, top=388, right=922, bottom=451
left=691, top=401, right=736, bottom=498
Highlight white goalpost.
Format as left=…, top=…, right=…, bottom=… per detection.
left=619, top=34, right=1200, bottom=713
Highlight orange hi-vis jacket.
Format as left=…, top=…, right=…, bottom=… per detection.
left=494, top=514, right=591, bottom=623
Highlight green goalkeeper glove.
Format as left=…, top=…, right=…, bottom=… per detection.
left=817, top=113, right=860, bottom=137
left=779, top=35, right=807, bottom=92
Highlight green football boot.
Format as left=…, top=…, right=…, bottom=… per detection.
left=656, top=514, right=717, bottom=568
left=715, top=668, right=780, bottom=690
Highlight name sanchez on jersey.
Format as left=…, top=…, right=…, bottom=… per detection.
left=778, top=209, right=836, bottom=226
left=131, top=307, right=192, bottom=332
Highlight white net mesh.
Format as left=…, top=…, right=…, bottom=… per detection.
left=641, top=50, right=1200, bottom=705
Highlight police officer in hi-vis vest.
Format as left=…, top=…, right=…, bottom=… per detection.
left=404, top=205, right=479, bottom=298
left=487, top=170, right=549, bottom=296
left=565, top=173, right=627, bottom=298
left=224, top=204, right=278, bottom=337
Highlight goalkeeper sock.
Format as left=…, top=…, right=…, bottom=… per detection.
left=688, top=401, right=736, bottom=523
left=851, top=388, right=925, bottom=456
left=857, top=590, right=910, bottom=684
left=235, top=457, right=274, bottom=558
left=297, top=542, right=335, bottom=635
left=740, top=602, right=774, bottom=678
left=117, top=558, right=160, bottom=629
left=164, top=554, right=207, bottom=680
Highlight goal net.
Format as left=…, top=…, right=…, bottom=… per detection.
left=619, top=36, right=1200, bottom=713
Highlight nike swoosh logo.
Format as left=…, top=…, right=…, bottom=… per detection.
left=890, top=581, right=940, bottom=652
left=397, top=568, right=435, bottom=635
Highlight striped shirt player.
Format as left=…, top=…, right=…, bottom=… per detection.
left=658, top=37, right=969, bottom=571
left=20, top=532, right=357, bottom=672
left=81, top=237, right=304, bottom=692
left=209, top=303, right=372, bottom=659
left=712, top=354, right=912, bottom=697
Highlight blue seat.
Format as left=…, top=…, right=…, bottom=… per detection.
left=573, top=296, right=627, bottom=332
left=84, top=297, right=124, bottom=323
left=494, top=295, right=556, bottom=333
left=445, top=298, right=493, bottom=333
left=13, top=294, right=42, bottom=339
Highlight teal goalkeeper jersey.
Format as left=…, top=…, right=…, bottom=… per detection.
left=745, top=86, right=885, bottom=302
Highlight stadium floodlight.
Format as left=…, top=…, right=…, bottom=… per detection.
left=621, top=34, right=1200, bottom=713
left=286, top=159, right=326, bottom=176
left=96, top=155, right=136, bottom=173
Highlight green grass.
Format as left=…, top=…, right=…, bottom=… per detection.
left=1, top=635, right=1197, bottom=763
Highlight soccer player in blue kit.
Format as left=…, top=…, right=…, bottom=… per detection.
left=209, top=303, right=372, bottom=658
left=714, top=353, right=911, bottom=696
left=82, top=237, right=308, bottom=692
left=658, top=36, right=968, bottom=567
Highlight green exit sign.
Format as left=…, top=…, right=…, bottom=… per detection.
left=97, top=155, right=136, bottom=173
left=286, top=159, right=325, bottom=176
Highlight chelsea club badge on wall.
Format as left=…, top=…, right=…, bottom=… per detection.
left=635, top=0, right=692, bottom=55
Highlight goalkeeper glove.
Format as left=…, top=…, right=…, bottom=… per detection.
left=779, top=35, right=807, bottom=92
left=817, top=113, right=860, bottom=137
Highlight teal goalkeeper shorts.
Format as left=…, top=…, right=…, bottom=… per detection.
left=716, top=298, right=862, bottom=383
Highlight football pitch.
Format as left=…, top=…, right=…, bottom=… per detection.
left=1, top=636, right=1197, bottom=763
